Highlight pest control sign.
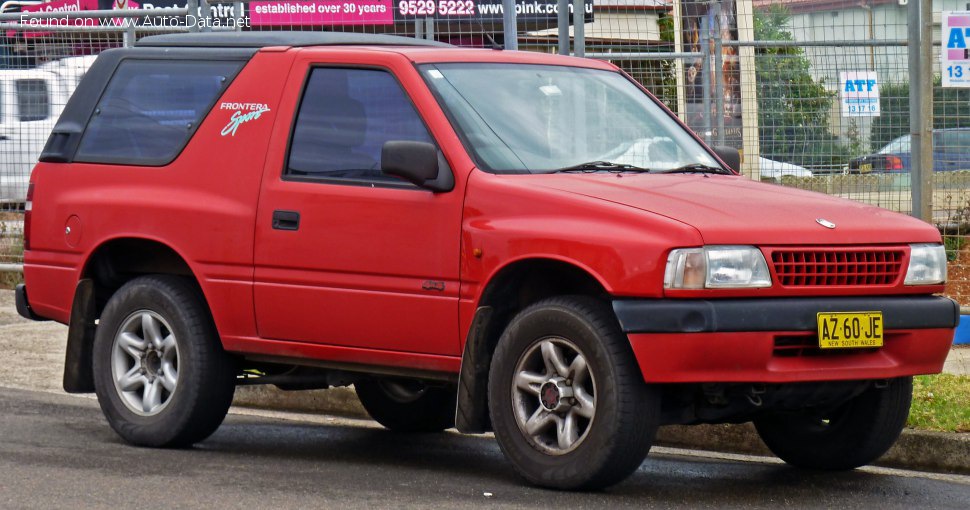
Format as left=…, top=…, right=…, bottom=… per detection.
left=943, top=11, right=970, bottom=87
left=840, top=71, right=880, bottom=117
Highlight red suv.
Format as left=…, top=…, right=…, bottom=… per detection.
left=17, top=32, right=957, bottom=490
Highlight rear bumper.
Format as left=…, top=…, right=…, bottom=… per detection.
left=613, top=296, right=958, bottom=383
left=15, top=284, right=48, bottom=322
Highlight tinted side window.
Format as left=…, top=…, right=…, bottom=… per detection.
left=75, top=60, right=241, bottom=165
left=286, top=68, right=433, bottom=184
left=16, top=79, right=49, bottom=122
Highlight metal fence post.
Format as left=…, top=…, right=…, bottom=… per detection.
left=122, top=0, right=135, bottom=47
left=572, top=0, right=584, bottom=57
left=503, top=0, right=517, bottom=50
left=557, top=0, right=569, bottom=55
left=909, top=0, right=933, bottom=222
left=713, top=2, right=725, bottom=147
left=187, top=0, right=200, bottom=32
left=700, top=7, right=712, bottom=144
left=200, top=0, right=211, bottom=33
left=673, top=0, right=687, bottom=122
left=918, top=0, right=934, bottom=222
left=234, top=1, right=243, bottom=31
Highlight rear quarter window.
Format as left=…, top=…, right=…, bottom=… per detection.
left=74, top=60, right=241, bottom=165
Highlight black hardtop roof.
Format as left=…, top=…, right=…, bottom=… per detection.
left=137, top=32, right=452, bottom=49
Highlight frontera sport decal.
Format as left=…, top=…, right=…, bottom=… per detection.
left=220, top=102, right=271, bottom=137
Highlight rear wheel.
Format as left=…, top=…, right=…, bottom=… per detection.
left=488, top=296, right=660, bottom=490
left=355, top=378, right=456, bottom=433
left=754, top=377, right=912, bottom=470
left=92, top=275, right=236, bottom=447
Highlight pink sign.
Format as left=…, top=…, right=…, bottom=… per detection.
left=14, top=0, right=141, bottom=38
left=21, top=0, right=99, bottom=14
left=250, top=0, right=394, bottom=26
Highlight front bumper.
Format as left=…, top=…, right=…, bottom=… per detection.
left=613, top=296, right=958, bottom=383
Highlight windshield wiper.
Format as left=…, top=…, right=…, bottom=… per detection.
left=654, top=163, right=730, bottom=175
left=552, top=161, right=651, bottom=173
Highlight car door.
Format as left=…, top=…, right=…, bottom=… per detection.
left=252, top=57, right=463, bottom=357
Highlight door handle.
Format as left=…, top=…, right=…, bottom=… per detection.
left=272, top=210, right=300, bottom=231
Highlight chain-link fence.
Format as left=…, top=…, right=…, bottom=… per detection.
left=0, top=0, right=967, bottom=318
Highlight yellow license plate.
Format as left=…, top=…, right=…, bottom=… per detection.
left=816, top=312, right=884, bottom=349
left=859, top=163, right=873, bottom=173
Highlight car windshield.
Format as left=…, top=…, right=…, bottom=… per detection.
left=420, top=63, right=722, bottom=174
left=879, top=135, right=911, bottom=154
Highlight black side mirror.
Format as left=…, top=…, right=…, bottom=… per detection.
left=713, top=146, right=741, bottom=173
left=381, top=141, right=454, bottom=192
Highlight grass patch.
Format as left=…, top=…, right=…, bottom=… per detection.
left=0, top=270, right=22, bottom=290
left=0, top=218, right=23, bottom=290
left=908, top=373, right=970, bottom=433
left=944, top=235, right=967, bottom=262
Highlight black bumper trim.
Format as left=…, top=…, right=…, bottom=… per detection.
left=612, top=296, right=960, bottom=334
left=15, top=284, right=48, bottom=322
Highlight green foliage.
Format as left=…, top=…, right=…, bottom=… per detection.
left=648, top=11, right=679, bottom=107
left=0, top=220, right=23, bottom=290
left=604, top=11, right=677, bottom=108
left=871, top=78, right=970, bottom=150
left=658, top=9, right=674, bottom=43
left=754, top=6, right=851, bottom=167
left=944, top=235, right=966, bottom=262
left=908, top=374, right=970, bottom=433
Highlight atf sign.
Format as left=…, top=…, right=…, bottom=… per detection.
left=943, top=11, right=970, bottom=88
left=840, top=71, right=880, bottom=117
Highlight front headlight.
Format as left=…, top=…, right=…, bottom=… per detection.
left=905, top=244, right=947, bottom=285
left=664, top=246, right=772, bottom=289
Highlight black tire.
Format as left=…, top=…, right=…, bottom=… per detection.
left=355, top=378, right=456, bottom=433
left=754, top=377, right=913, bottom=470
left=488, top=296, right=660, bottom=490
left=92, top=275, right=236, bottom=448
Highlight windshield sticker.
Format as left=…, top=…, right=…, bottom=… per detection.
left=539, top=85, right=562, bottom=96
left=427, top=69, right=444, bottom=79
left=220, top=102, right=271, bottom=137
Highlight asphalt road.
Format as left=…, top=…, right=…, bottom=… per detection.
left=1, top=387, right=968, bottom=509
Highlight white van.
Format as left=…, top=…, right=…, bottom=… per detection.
left=37, top=55, right=99, bottom=99
left=0, top=57, right=97, bottom=205
left=0, top=69, right=67, bottom=205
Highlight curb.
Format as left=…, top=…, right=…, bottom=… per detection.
left=654, top=423, right=970, bottom=475
left=233, top=386, right=970, bottom=475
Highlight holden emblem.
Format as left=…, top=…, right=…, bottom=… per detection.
left=815, top=218, right=836, bottom=229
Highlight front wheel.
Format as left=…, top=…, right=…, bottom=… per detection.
left=92, top=275, right=236, bottom=448
left=754, top=377, right=912, bottom=470
left=488, top=296, right=660, bottom=490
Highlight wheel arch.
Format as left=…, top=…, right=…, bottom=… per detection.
left=64, top=236, right=205, bottom=393
left=456, top=257, right=612, bottom=433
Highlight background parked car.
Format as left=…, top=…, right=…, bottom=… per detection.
left=848, top=128, right=970, bottom=173
left=0, top=56, right=95, bottom=206
left=759, top=156, right=813, bottom=181
left=0, top=69, right=66, bottom=205
left=37, top=55, right=98, bottom=100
